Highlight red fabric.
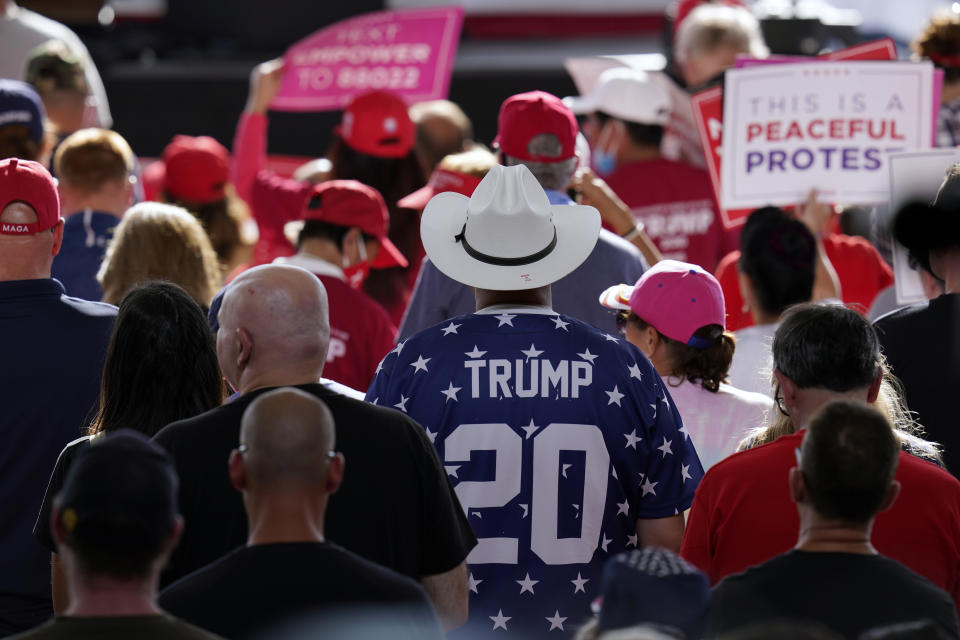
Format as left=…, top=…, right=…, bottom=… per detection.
left=603, top=158, right=739, bottom=273
left=716, top=233, right=895, bottom=331
left=317, top=274, right=397, bottom=392
left=464, top=15, right=664, bottom=39
left=680, top=431, right=960, bottom=612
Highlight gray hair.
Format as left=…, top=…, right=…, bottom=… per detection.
left=674, top=3, right=769, bottom=65
left=503, top=133, right=577, bottom=191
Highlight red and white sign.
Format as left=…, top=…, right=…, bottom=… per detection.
left=271, top=7, right=464, bottom=112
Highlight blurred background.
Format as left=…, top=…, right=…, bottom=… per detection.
left=18, top=0, right=957, bottom=157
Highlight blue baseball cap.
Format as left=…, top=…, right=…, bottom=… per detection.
left=0, top=79, right=45, bottom=143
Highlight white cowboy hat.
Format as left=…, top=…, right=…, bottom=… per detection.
left=420, top=164, right=600, bottom=291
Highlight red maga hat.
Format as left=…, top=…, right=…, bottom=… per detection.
left=337, top=91, right=415, bottom=159
left=0, top=157, right=60, bottom=235
left=303, top=179, right=407, bottom=269
left=397, top=167, right=483, bottom=211
left=162, top=135, right=230, bottom=204
left=493, top=91, right=578, bottom=163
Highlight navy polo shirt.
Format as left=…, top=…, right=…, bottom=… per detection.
left=0, top=279, right=116, bottom=635
left=51, top=210, right=121, bottom=302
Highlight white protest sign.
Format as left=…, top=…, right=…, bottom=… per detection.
left=887, top=149, right=960, bottom=305
left=720, top=61, right=934, bottom=210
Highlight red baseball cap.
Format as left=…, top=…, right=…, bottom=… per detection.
left=397, top=167, right=483, bottom=211
left=0, top=157, right=60, bottom=235
left=162, top=135, right=230, bottom=204
left=303, top=180, right=407, bottom=269
left=494, top=91, right=577, bottom=163
left=337, top=91, right=415, bottom=159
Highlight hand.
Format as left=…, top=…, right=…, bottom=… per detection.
left=245, top=58, right=286, bottom=115
left=570, top=168, right=632, bottom=234
left=797, top=188, right=834, bottom=239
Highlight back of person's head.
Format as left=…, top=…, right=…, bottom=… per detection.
left=738, top=206, right=816, bottom=317
left=409, top=99, right=473, bottom=173
left=53, top=127, right=133, bottom=193
left=497, top=90, right=579, bottom=191
left=800, top=400, right=899, bottom=523
left=90, top=281, right=222, bottom=437
left=0, top=79, right=45, bottom=161
left=25, top=39, right=88, bottom=135
left=54, top=430, right=181, bottom=580
left=396, top=146, right=496, bottom=211
left=236, top=388, right=339, bottom=492
left=438, top=146, right=498, bottom=178
left=97, top=202, right=222, bottom=307
left=912, top=9, right=960, bottom=86
left=715, top=621, right=844, bottom=640
left=218, top=264, right=330, bottom=378
left=0, top=157, right=61, bottom=279
left=773, top=304, right=879, bottom=393
left=674, top=3, right=768, bottom=87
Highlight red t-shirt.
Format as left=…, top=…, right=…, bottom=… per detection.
left=604, top=158, right=739, bottom=273
left=716, top=233, right=895, bottom=331
left=681, top=430, right=960, bottom=611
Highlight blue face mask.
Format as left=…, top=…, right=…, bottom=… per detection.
left=593, top=149, right=617, bottom=176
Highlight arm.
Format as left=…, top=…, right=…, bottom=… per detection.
left=232, top=59, right=284, bottom=206
left=636, top=514, right=685, bottom=553
left=420, top=561, right=469, bottom=632
left=798, top=190, right=842, bottom=302
left=572, top=168, right=663, bottom=266
left=51, top=553, right=69, bottom=613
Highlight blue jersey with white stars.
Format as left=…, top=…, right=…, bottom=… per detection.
left=366, top=307, right=704, bottom=638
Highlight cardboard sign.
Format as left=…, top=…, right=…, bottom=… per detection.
left=271, top=7, right=464, bottom=112
left=734, top=38, right=899, bottom=68
left=887, top=149, right=960, bottom=305
left=720, top=61, right=934, bottom=210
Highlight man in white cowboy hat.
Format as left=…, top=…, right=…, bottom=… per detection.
left=366, top=163, right=704, bottom=639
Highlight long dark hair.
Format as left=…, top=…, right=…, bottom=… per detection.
left=88, top=281, right=223, bottom=436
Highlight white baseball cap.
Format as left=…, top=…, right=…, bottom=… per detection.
left=563, top=67, right=671, bottom=126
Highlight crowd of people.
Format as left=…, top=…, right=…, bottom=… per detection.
left=2, top=0, right=960, bottom=638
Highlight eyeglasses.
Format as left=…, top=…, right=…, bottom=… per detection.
left=774, top=383, right=790, bottom=417
left=615, top=311, right=630, bottom=335
left=237, top=444, right=337, bottom=460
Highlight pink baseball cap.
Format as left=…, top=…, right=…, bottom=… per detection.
left=599, top=260, right=725, bottom=348
left=337, top=91, right=415, bottom=159
left=493, top=91, right=577, bottom=163
left=0, top=157, right=61, bottom=235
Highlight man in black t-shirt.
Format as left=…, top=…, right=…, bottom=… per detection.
left=707, top=401, right=960, bottom=638
left=152, top=264, right=474, bottom=631
left=875, top=163, right=960, bottom=476
left=11, top=431, right=221, bottom=640
left=159, top=388, right=441, bottom=640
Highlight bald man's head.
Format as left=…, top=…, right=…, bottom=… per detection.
left=238, top=388, right=337, bottom=489
left=216, top=264, right=330, bottom=391
left=0, top=201, right=63, bottom=280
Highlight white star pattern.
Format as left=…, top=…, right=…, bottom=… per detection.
left=472, top=511, right=482, bottom=519
left=441, top=382, right=461, bottom=402
left=611, top=467, right=618, bottom=479
left=425, top=428, right=437, bottom=444
left=469, top=573, right=482, bottom=594
left=520, top=504, right=529, bottom=518
left=627, top=533, right=638, bottom=547
left=601, top=534, right=612, bottom=552
left=391, top=340, right=406, bottom=356
left=375, top=359, right=384, bottom=375
left=546, top=611, right=567, bottom=631
left=616, top=500, right=630, bottom=516
left=562, top=463, right=572, bottom=478
left=603, top=333, right=619, bottom=342
left=628, top=363, right=643, bottom=380
left=553, top=317, right=569, bottom=331
left=657, top=437, right=674, bottom=458
left=410, top=355, right=431, bottom=373
left=624, top=429, right=641, bottom=449
left=681, top=464, right=693, bottom=484
left=494, top=313, right=517, bottom=327
left=441, top=322, right=461, bottom=336
left=521, top=419, right=539, bottom=439
left=678, top=424, right=690, bottom=440
left=521, top=343, right=544, bottom=360
left=444, top=465, right=460, bottom=478
left=394, top=395, right=408, bottom=412
left=641, top=477, right=659, bottom=497
left=660, top=391, right=671, bottom=407
left=606, top=386, right=625, bottom=406
left=370, top=397, right=379, bottom=405
left=516, top=573, right=539, bottom=594
left=490, top=610, right=511, bottom=631
left=578, top=348, right=598, bottom=364
left=465, top=345, right=487, bottom=358
left=571, top=573, right=589, bottom=594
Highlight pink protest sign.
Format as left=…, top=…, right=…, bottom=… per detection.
left=271, top=7, right=464, bottom=112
